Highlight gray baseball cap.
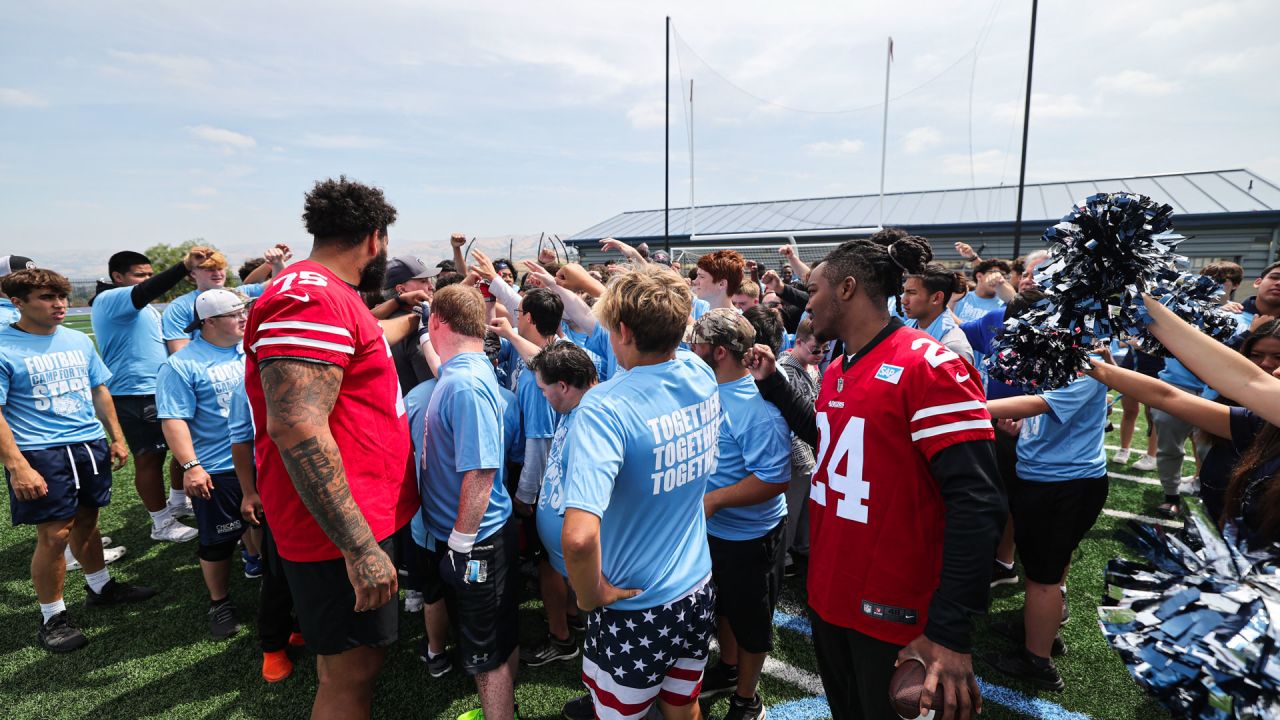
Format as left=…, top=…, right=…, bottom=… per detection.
left=689, top=308, right=755, bottom=354
left=384, top=255, right=440, bottom=290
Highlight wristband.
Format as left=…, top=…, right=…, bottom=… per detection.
left=448, top=529, right=477, bottom=554
left=181, top=458, right=202, bottom=471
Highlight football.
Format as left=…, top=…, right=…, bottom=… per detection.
left=889, top=659, right=927, bottom=719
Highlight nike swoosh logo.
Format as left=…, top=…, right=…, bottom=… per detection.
left=281, top=292, right=310, bottom=302
left=955, top=372, right=971, bottom=383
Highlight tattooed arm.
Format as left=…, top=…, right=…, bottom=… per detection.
left=260, top=358, right=397, bottom=611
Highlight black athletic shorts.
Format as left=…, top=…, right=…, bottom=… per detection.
left=7, top=440, right=112, bottom=526
left=113, top=395, right=168, bottom=455
left=192, top=471, right=246, bottom=548
left=708, top=519, right=786, bottom=654
left=1011, top=475, right=1109, bottom=584
left=280, top=536, right=399, bottom=655
left=992, top=419, right=1018, bottom=496
left=415, top=538, right=447, bottom=605
left=438, top=521, right=519, bottom=675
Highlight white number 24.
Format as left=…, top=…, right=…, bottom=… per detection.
left=812, top=412, right=870, bottom=523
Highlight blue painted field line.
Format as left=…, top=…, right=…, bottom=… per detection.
left=771, top=611, right=1091, bottom=720
left=768, top=694, right=831, bottom=720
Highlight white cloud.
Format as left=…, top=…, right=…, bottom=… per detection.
left=1142, top=2, right=1239, bottom=37
left=627, top=100, right=665, bottom=129
left=187, top=125, right=256, bottom=150
left=1194, top=46, right=1276, bottom=76
left=992, top=94, right=1093, bottom=123
left=940, top=149, right=1007, bottom=176
left=106, top=50, right=213, bottom=87
left=297, top=133, right=385, bottom=150
left=0, top=88, right=47, bottom=108
left=191, top=186, right=218, bottom=197
left=175, top=202, right=211, bottom=211
left=804, top=139, right=865, bottom=156
left=903, top=126, right=942, bottom=154
left=1094, top=70, right=1177, bottom=96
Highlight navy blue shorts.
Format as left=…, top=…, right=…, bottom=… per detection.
left=6, top=440, right=112, bottom=526
left=192, top=471, right=246, bottom=547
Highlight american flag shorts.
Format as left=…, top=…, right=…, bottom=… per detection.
left=581, top=576, right=716, bottom=720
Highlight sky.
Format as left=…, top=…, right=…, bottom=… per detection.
left=3, top=0, right=1278, bottom=277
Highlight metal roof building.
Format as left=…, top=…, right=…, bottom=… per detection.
left=567, top=169, right=1280, bottom=279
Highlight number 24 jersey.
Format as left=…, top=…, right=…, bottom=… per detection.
left=807, top=324, right=993, bottom=646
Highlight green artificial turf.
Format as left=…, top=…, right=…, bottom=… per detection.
left=0, top=396, right=1181, bottom=719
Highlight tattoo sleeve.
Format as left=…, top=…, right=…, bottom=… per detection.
left=260, top=359, right=378, bottom=558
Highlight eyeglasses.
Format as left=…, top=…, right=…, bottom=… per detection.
left=213, top=309, right=248, bottom=320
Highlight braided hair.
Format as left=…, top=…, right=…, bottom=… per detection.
left=819, top=228, right=933, bottom=314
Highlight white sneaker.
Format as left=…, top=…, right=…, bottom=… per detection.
left=1112, top=448, right=1131, bottom=464
left=1132, top=455, right=1158, bottom=472
left=151, top=518, right=199, bottom=542
left=1179, top=475, right=1201, bottom=494
left=167, top=500, right=195, bottom=519
left=65, top=545, right=127, bottom=572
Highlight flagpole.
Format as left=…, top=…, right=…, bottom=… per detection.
left=878, top=36, right=892, bottom=229
left=689, top=79, right=696, bottom=238
left=1012, top=0, right=1038, bottom=258
left=664, top=16, right=671, bottom=254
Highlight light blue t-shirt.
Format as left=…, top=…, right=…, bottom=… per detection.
left=537, top=410, right=577, bottom=576
left=563, top=355, right=719, bottom=610
left=580, top=323, right=620, bottom=382
left=691, top=298, right=711, bottom=321
left=405, top=379, right=440, bottom=550
left=227, top=384, right=254, bottom=445
left=0, top=298, right=19, bottom=326
left=422, top=352, right=512, bottom=544
left=1017, top=376, right=1108, bottom=482
left=161, top=283, right=265, bottom=343
left=91, top=286, right=168, bottom=395
left=705, top=375, right=791, bottom=541
left=953, top=292, right=1004, bottom=324
left=561, top=322, right=610, bottom=383
left=155, top=337, right=245, bottom=474
left=0, top=325, right=111, bottom=450
left=512, top=353, right=562, bottom=440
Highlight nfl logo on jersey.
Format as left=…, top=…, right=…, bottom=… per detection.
left=874, top=363, right=904, bottom=385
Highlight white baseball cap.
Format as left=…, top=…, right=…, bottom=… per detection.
left=184, top=288, right=250, bottom=332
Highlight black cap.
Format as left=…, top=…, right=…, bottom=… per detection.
left=383, top=256, right=440, bottom=291
left=0, top=255, right=35, bottom=277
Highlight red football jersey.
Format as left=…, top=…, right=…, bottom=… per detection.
left=807, top=324, right=993, bottom=646
left=243, top=260, right=416, bottom=562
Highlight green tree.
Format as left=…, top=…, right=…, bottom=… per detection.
left=141, top=238, right=238, bottom=304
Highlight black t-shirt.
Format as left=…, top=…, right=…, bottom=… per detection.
left=387, top=309, right=433, bottom=394
left=1227, top=406, right=1278, bottom=541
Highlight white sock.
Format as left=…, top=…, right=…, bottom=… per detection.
left=149, top=507, right=172, bottom=526
left=40, top=598, right=67, bottom=624
left=85, top=568, right=111, bottom=594
left=995, top=559, right=1014, bottom=570
left=168, top=489, right=187, bottom=506
left=427, top=648, right=443, bottom=659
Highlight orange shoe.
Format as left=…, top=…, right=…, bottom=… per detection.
left=262, top=650, right=293, bottom=683
left=287, top=632, right=305, bottom=648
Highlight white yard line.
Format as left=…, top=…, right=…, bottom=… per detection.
left=1102, top=508, right=1182, bottom=529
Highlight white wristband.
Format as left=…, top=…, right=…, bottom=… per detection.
left=448, top=529, right=477, bottom=554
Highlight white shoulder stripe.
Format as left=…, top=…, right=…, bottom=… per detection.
left=910, top=419, right=992, bottom=441
left=257, top=321, right=353, bottom=338
left=910, top=400, right=986, bottom=422
left=250, top=336, right=355, bottom=354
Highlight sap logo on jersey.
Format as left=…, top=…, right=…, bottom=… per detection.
left=874, top=363, right=904, bottom=385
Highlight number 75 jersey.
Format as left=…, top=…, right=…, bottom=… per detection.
left=807, top=324, right=993, bottom=646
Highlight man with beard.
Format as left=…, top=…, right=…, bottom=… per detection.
left=243, top=176, right=420, bottom=720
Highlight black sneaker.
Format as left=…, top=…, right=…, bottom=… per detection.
left=567, top=613, right=586, bottom=637
left=724, top=693, right=766, bottom=720
left=698, top=661, right=739, bottom=698
left=417, top=640, right=453, bottom=678
left=784, top=552, right=807, bottom=579
left=990, top=560, right=1019, bottom=588
left=38, top=611, right=88, bottom=653
left=984, top=648, right=1065, bottom=691
left=562, top=694, right=594, bottom=720
left=521, top=634, right=579, bottom=667
left=85, top=579, right=157, bottom=608
left=988, top=619, right=1067, bottom=657
left=209, top=599, right=240, bottom=640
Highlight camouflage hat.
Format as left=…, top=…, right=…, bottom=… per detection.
left=689, top=308, right=755, bottom=354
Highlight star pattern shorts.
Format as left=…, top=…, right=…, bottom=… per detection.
left=581, top=577, right=716, bottom=720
